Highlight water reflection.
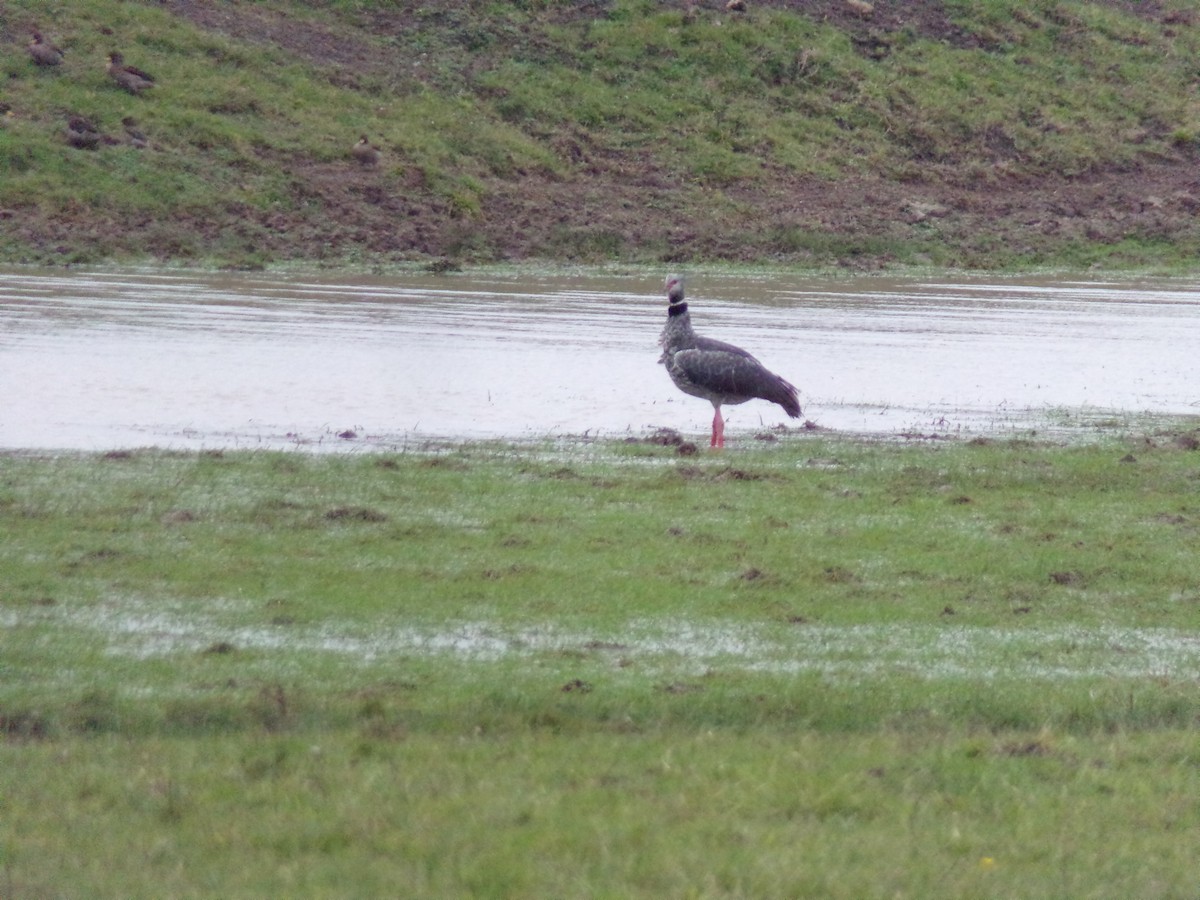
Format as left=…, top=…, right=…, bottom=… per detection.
left=1, top=269, right=1198, bottom=451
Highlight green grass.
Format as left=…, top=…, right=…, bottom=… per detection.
left=5, top=730, right=1197, bottom=897
left=3, top=432, right=1200, bottom=895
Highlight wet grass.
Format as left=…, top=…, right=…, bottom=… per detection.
left=2, top=430, right=1200, bottom=895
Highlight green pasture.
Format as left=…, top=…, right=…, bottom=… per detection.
left=2, top=431, right=1200, bottom=896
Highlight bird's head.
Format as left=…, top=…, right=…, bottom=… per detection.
left=664, top=273, right=685, bottom=304
left=664, top=274, right=690, bottom=319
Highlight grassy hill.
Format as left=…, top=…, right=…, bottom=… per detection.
left=4, top=0, right=1200, bottom=270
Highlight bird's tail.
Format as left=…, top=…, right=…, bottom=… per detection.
left=766, top=375, right=802, bottom=418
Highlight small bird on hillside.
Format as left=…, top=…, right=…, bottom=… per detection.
left=106, top=52, right=155, bottom=94
left=351, top=134, right=382, bottom=166
left=28, top=32, right=65, bottom=66
left=658, top=273, right=801, bottom=448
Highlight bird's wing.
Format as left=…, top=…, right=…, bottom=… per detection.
left=672, top=346, right=800, bottom=416
left=693, top=334, right=762, bottom=363
left=671, top=348, right=775, bottom=397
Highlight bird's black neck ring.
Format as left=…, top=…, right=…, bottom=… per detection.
left=667, top=301, right=688, bottom=317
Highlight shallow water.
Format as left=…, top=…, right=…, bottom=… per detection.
left=2, top=268, right=1198, bottom=451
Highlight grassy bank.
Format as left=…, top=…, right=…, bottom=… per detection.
left=4, top=0, right=1200, bottom=268
left=3, top=432, right=1200, bottom=895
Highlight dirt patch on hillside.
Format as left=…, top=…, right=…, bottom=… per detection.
left=28, top=151, right=1181, bottom=269
left=478, top=159, right=1200, bottom=268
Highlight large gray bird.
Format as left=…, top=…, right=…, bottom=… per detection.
left=658, top=273, right=801, bottom=448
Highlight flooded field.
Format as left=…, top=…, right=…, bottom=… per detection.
left=2, top=268, right=1199, bottom=450
left=28, top=590, right=1199, bottom=683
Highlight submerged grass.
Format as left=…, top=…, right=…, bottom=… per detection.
left=2, top=431, right=1200, bottom=895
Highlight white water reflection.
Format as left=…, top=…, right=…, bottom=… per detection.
left=25, top=594, right=1200, bottom=682
left=1, top=269, right=1198, bottom=451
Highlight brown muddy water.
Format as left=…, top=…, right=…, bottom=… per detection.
left=2, top=268, right=1198, bottom=451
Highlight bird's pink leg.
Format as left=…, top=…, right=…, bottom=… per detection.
left=711, top=408, right=725, bottom=448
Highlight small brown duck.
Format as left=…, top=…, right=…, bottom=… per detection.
left=28, top=32, right=65, bottom=66
left=106, top=52, right=155, bottom=95
left=351, top=135, right=381, bottom=166
left=65, top=115, right=101, bottom=150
